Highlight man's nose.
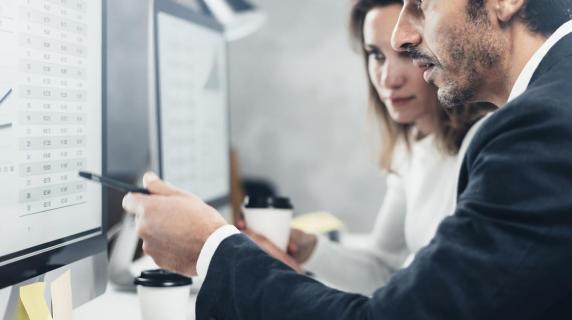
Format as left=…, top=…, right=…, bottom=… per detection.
left=391, top=6, right=422, bottom=52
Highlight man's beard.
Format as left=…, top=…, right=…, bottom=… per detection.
left=436, top=29, right=485, bottom=109
left=411, top=3, right=504, bottom=109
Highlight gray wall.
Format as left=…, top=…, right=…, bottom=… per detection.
left=106, top=0, right=386, bottom=232
left=229, top=0, right=385, bottom=232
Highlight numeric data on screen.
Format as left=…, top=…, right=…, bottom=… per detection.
left=0, top=0, right=102, bottom=260
left=17, top=0, right=90, bottom=216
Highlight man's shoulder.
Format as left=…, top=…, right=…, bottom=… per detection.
left=468, top=80, right=572, bottom=159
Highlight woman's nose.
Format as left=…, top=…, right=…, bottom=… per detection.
left=381, top=60, right=406, bottom=89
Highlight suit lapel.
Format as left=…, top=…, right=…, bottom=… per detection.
left=529, top=33, right=572, bottom=86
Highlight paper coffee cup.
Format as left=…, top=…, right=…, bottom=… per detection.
left=135, top=269, right=192, bottom=320
left=243, top=196, right=293, bottom=251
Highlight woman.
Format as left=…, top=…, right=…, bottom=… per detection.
left=245, top=0, right=495, bottom=295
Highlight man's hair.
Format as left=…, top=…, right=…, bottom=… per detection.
left=469, top=0, right=572, bottom=36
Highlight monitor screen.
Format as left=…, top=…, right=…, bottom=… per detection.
left=0, top=0, right=106, bottom=288
left=153, top=1, right=230, bottom=205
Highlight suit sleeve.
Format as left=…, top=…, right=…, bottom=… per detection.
left=303, top=173, right=409, bottom=295
left=196, top=94, right=572, bottom=320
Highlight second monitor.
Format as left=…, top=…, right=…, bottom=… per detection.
left=150, top=0, right=231, bottom=208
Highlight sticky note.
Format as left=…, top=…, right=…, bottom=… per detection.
left=51, top=271, right=72, bottom=320
left=16, top=299, right=29, bottom=320
left=19, top=282, right=53, bottom=320
left=291, top=211, right=344, bottom=234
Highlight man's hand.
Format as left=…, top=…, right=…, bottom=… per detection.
left=122, top=172, right=227, bottom=277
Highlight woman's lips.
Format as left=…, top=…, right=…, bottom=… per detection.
left=390, top=96, right=415, bottom=106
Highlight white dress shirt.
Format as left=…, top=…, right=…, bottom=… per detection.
left=508, top=20, right=572, bottom=102
left=302, top=134, right=458, bottom=294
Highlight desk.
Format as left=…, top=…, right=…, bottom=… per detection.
left=73, top=284, right=197, bottom=319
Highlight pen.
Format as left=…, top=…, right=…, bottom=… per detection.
left=0, top=88, right=12, bottom=106
left=78, top=171, right=151, bottom=194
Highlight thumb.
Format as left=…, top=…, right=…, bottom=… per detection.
left=142, top=172, right=183, bottom=196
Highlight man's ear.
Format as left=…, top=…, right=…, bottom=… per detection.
left=494, top=0, right=526, bottom=23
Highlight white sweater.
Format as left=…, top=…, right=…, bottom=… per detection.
left=303, top=117, right=489, bottom=295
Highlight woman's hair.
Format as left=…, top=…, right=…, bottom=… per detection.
left=349, top=0, right=496, bottom=172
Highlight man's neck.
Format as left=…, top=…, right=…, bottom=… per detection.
left=487, top=24, right=547, bottom=107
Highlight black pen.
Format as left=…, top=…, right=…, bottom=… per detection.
left=0, top=88, right=12, bottom=106
left=79, top=171, right=151, bottom=194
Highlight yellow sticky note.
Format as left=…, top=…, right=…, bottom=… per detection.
left=291, top=211, right=344, bottom=234
left=51, top=271, right=72, bottom=320
left=16, top=299, right=29, bottom=320
left=19, top=282, right=53, bottom=320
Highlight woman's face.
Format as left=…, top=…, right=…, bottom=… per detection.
left=363, top=5, right=438, bottom=126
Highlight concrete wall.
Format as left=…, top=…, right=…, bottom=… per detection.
left=228, top=0, right=385, bottom=231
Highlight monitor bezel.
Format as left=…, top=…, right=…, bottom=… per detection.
left=152, top=0, right=231, bottom=209
left=0, top=0, right=108, bottom=289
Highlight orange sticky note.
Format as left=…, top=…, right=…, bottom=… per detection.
left=19, top=282, right=53, bottom=320
left=51, top=271, right=73, bottom=320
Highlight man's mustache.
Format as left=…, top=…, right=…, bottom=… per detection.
left=404, top=45, right=439, bottom=65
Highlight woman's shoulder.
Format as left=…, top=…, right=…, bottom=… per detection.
left=388, top=138, right=412, bottom=177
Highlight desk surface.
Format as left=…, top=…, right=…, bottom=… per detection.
left=73, top=285, right=197, bottom=320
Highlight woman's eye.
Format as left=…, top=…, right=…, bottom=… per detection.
left=368, top=51, right=385, bottom=62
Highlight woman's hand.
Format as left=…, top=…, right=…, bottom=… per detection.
left=243, top=229, right=304, bottom=273
left=288, top=229, right=318, bottom=264
left=238, top=217, right=318, bottom=265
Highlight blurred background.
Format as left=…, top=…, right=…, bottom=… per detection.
left=106, top=0, right=386, bottom=232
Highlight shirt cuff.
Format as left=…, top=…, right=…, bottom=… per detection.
left=196, top=224, right=240, bottom=278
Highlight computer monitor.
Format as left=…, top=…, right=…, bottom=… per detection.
left=107, top=1, right=230, bottom=287
left=0, top=0, right=107, bottom=316
left=150, top=0, right=231, bottom=209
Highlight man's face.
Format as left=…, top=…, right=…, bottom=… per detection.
left=392, top=0, right=507, bottom=108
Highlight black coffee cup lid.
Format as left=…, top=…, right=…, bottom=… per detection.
left=134, top=269, right=192, bottom=288
left=243, top=196, right=293, bottom=209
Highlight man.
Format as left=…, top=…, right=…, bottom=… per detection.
left=123, top=0, right=572, bottom=318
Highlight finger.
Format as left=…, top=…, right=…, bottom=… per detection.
left=142, top=172, right=183, bottom=196
left=122, top=192, right=147, bottom=216
left=288, top=241, right=298, bottom=255
left=243, top=229, right=257, bottom=239
left=236, top=219, right=246, bottom=230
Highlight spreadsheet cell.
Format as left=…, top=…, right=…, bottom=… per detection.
left=19, top=135, right=86, bottom=151
left=19, top=85, right=86, bottom=101
left=19, top=180, right=85, bottom=203
left=19, top=157, right=86, bottom=177
left=19, top=111, right=86, bottom=125
left=19, top=33, right=86, bottom=58
left=20, top=59, right=86, bottom=80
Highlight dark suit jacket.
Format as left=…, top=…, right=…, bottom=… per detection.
left=196, top=33, right=572, bottom=320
